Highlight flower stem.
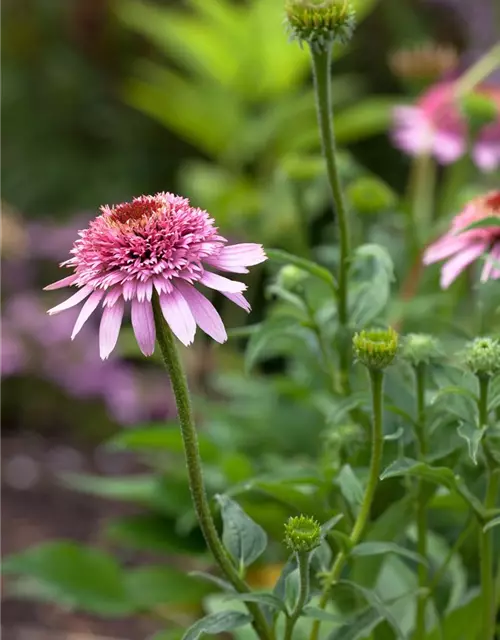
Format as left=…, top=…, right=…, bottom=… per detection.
left=311, top=45, right=351, bottom=393
left=477, top=376, right=497, bottom=640
left=407, top=153, right=436, bottom=254
left=454, top=42, right=500, bottom=97
left=152, top=296, right=273, bottom=640
left=284, top=552, right=311, bottom=640
left=414, top=364, right=428, bottom=640
left=309, top=369, right=385, bottom=640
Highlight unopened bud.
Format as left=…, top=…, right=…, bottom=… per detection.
left=284, top=514, right=322, bottom=553
left=285, top=0, right=356, bottom=52
left=277, top=265, right=309, bottom=292
left=353, top=327, right=399, bottom=371
left=461, top=337, right=500, bottom=378
left=401, top=333, right=442, bottom=368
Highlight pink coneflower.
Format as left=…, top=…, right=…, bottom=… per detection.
left=45, top=193, right=266, bottom=359
left=423, top=191, right=500, bottom=288
left=392, top=82, right=500, bottom=171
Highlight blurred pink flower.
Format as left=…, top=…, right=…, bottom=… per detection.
left=423, top=191, right=500, bottom=288
left=392, top=82, right=500, bottom=171
left=46, top=193, right=266, bottom=359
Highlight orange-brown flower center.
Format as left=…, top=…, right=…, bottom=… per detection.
left=485, top=192, right=500, bottom=214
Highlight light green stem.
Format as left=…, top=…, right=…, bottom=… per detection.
left=311, top=45, right=351, bottom=393
left=284, top=552, right=311, bottom=640
left=152, top=296, right=273, bottom=640
left=408, top=153, right=436, bottom=253
left=309, top=369, right=385, bottom=640
left=477, top=376, right=497, bottom=640
left=414, top=364, right=428, bottom=640
left=454, top=43, right=500, bottom=97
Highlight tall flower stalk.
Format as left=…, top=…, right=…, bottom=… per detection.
left=309, top=328, right=399, bottom=640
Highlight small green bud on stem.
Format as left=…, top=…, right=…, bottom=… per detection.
left=353, top=327, right=399, bottom=371
left=285, top=0, right=356, bottom=52
left=461, top=337, right=500, bottom=379
left=284, top=515, right=322, bottom=553
left=401, top=333, right=442, bottom=368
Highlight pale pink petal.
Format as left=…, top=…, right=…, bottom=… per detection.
left=473, top=141, right=500, bottom=173
left=222, top=291, right=251, bottom=313
left=205, top=244, right=267, bottom=272
left=137, top=280, right=153, bottom=302
left=104, top=288, right=122, bottom=307
left=131, top=298, right=156, bottom=356
left=432, top=131, right=465, bottom=164
left=47, top=285, right=93, bottom=315
left=123, top=280, right=137, bottom=301
left=440, top=242, right=488, bottom=289
left=99, top=297, right=125, bottom=359
left=176, top=281, right=227, bottom=343
left=159, top=288, right=196, bottom=346
left=71, top=290, right=104, bottom=339
left=44, top=274, right=78, bottom=291
left=199, top=271, right=246, bottom=293
left=423, top=234, right=472, bottom=265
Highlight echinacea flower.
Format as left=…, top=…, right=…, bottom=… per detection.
left=423, top=191, right=500, bottom=288
left=392, top=82, right=500, bottom=171
left=45, top=193, right=266, bottom=359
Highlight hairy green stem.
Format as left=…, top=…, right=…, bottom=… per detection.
left=311, top=45, right=351, bottom=393
left=414, top=364, right=428, bottom=640
left=309, top=369, right=385, bottom=640
left=477, top=376, right=497, bottom=640
left=152, top=296, right=273, bottom=640
left=284, top=552, right=311, bottom=640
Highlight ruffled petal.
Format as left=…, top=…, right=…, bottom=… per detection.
left=440, top=242, right=487, bottom=289
left=176, top=281, right=227, bottom=343
left=99, top=297, right=125, bottom=359
left=71, top=290, right=104, bottom=339
left=47, top=285, right=93, bottom=315
left=131, top=298, right=156, bottom=356
left=44, top=274, right=78, bottom=291
left=159, top=288, right=196, bottom=346
left=199, top=271, right=246, bottom=293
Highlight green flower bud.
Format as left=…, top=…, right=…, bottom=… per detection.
left=353, top=327, right=399, bottom=371
left=346, top=176, right=397, bottom=215
left=401, top=333, right=442, bottom=368
left=277, top=264, right=309, bottom=292
left=461, top=337, right=500, bottom=378
left=285, top=0, right=356, bottom=52
left=460, top=92, right=498, bottom=133
left=284, top=514, right=322, bottom=553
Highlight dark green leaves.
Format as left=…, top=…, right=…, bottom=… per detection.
left=457, top=422, right=486, bottom=464
left=216, top=495, right=267, bottom=572
left=182, top=610, right=253, bottom=640
left=350, top=541, right=426, bottom=565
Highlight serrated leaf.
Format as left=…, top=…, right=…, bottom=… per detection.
left=483, top=515, right=500, bottom=532
left=266, top=248, right=337, bottom=293
left=457, top=423, right=486, bottom=464
left=189, top=571, right=235, bottom=592
left=2, top=542, right=133, bottom=616
left=223, top=591, right=287, bottom=612
left=216, top=495, right=267, bottom=571
left=336, top=464, right=364, bottom=508
left=182, top=610, right=253, bottom=640
left=350, top=541, right=427, bottom=565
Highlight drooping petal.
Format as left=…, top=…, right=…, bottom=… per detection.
left=205, top=243, right=267, bottom=273
left=131, top=298, right=156, bottom=356
left=222, top=291, right=251, bottom=313
left=47, top=285, right=93, bottom=315
left=440, top=242, right=488, bottom=289
left=432, top=131, right=466, bottom=164
left=423, top=234, right=472, bottom=265
left=159, top=288, right=196, bottom=346
left=99, top=297, right=125, bottom=359
left=71, top=290, right=104, bottom=339
left=199, top=271, right=246, bottom=293
left=176, top=281, right=227, bottom=343
left=44, top=274, right=78, bottom=291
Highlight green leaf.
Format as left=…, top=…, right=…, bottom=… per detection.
left=329, top=530, right=354, bottom=554
left=457, top=422, right=486, bottom=465
left=326, top=392, right=369, bottom=425
left=223, top=591, right=287, bottom=612
left=483, top=515, right=500, bottom=532
left=336, top=581, right=404, bottom=639
left=107, top=425, right=218, bottom=460
left=182, top=610, right=253, bottom=640
left=273, top=556, right=297, bottom=603
left=334, top=97, right=399, bottom=143
left=321, top=514, right=345, bottom=535
left=384, top=426, right=404, bottom=441
left=425, top=591, right=482, bottom=640
left=216, top=494, right=268, bottom=571
left=460, top=216, right=500, bottom=232
left=2, top=542, right=132, bottom=616
left=303, top=606, right=344, bottom=623
left=326, top=607, right=383, bottom=640
left=189, top=571, right=235, bottom=592
left=380, top=459, right=486, bottom=519
left=125, top=566, right=212, bottom=608
left=350, top=541, right=426, bottom=565
left=266, top=248, right=337, bottom=294
left=336, top=464, right=364, bottom=508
